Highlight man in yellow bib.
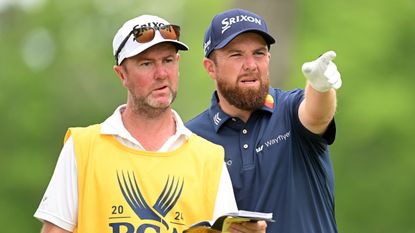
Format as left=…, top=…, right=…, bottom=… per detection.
left=34, top=14, right=267, bottom=233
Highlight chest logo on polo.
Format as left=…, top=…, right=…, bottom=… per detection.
left=110, top=170, right=184, bottom=233
left=256, top=130, right=291, bottom=153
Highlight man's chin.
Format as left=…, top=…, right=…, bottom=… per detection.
left=148, top=102, right=171, bottom=110
left=238, top=84, right=261, bottom=91
left=148, top=96, right=173, bottom=107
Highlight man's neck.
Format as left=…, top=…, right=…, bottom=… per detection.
left=217, top=96, right=252, bottom=123
left=121, top=106, right=176, bottom=151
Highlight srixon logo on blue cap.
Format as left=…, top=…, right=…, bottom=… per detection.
left=221, top=14, right=263, bottom=34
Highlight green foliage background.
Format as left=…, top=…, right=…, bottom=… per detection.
left=0, top=0, right=414, bottom=232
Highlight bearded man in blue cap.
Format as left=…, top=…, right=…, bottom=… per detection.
left=187, top=8, right=342, bottom=233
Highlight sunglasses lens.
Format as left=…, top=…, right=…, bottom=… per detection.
left=134, top=27, right=156, bottom=43
left=159, top=25, right=180, bottom=40
left=115, top=25, right=182, bottom=64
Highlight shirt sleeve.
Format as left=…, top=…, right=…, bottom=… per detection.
left=33, top=136, right=78, bottom=232
left=289, top=89, right=336, bottom=145
left=212, top=163, right=238, bottom=220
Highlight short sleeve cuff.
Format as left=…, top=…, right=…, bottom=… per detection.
left=34, top=210, right=75, bottom=232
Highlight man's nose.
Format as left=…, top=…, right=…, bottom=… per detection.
left=154, top=63, right=168, bottom=79
left=242, top=55, right=258, bottom=71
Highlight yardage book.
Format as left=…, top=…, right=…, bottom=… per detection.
left=183, top=210, right=275, bottom=233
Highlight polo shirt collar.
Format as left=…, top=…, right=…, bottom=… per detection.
left=208, top=88, right=276, bottom=132
left=101, top=104, right=192, bottom=141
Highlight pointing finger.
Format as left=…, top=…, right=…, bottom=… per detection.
left=319, top=51, right=336, bottom=65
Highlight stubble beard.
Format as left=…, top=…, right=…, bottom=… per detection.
left=131, top=89, right=177, bottom=118
left=217, top=75, right=269, bottom=111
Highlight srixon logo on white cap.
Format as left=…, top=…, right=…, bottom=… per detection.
left=138, top=21, right=166, bottom=28
left=221, top=15, right=262, bottom=34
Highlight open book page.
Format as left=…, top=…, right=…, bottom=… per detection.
left=184, top=210, right=274, bottom=233
left=224, top=210, right=274, bottom=220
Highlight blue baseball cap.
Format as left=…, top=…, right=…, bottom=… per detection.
left=203, top=8, right=276, bottom=57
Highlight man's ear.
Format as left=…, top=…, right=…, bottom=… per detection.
left=113, top=65, right=127, bottom=86
left=203, top=57, right=216, bottom=80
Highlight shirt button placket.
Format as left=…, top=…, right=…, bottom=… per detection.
left=240, top=127, right=254, bottom=167
left=241, top=129, right=249, bottom=150
left=242, top=128, right=249, bottom=150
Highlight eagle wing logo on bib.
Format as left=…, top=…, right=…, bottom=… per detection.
left=116, top=170, right=184, bottom=230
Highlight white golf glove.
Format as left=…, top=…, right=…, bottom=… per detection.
left=302, top=50, right=342, bottom=92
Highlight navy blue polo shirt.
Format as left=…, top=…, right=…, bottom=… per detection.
left=186, top=88, right=337, bottom=233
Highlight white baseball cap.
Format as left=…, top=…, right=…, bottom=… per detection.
left=112, top=15, right=189, bottom=65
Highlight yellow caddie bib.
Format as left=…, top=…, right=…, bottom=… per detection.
left=65, top=124, right=224, bottom=233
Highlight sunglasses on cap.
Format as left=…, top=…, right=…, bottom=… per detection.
left=114, top=24, right=181, bottom=64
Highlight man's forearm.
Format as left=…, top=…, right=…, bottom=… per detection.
left=41, top=221, right=71, bottom=233
left=299, top=82, right=337, bottom=135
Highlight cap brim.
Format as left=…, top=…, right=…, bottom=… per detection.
left=124, top=39, right=189, bottom=62
left=215, top=29, right=276, bottom=51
